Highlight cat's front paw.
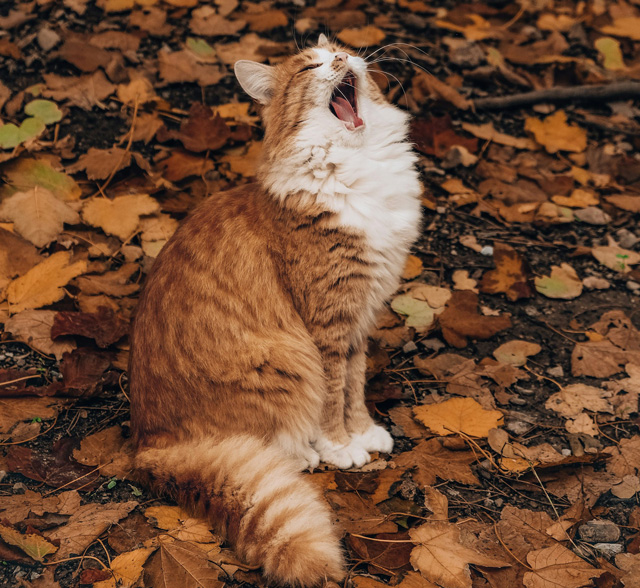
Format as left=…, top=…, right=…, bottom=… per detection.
left=314, top=437, right=370, bottom=469
left=350, top=424, right=394, bottom=454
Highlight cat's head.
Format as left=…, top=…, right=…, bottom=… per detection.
left=234, top=35, right=404, bottom=153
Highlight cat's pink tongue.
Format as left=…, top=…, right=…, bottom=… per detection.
left=331, top=96, right=363, bottom=129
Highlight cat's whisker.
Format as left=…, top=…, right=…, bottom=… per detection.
left=364, top=42, right=432, bottom=62
left=369, top=56, right=434, bottom=77
left=366, top=67, right=409, bottom=106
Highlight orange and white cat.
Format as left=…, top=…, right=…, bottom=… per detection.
left=130, top=35, right=422, bottom=586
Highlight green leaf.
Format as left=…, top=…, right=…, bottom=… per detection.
left=186, top=37, right=216, bottom=59
left=0, top=123, right=24, bottom=149
left=24, top=100, right=63, bottom=125
left=20, top=117, right=46, bottom=140
left=391, top=294, right=436, bottom=332
left=107, top=478, right=117, bottom=490
left=129, top=485, right=143, bottom=497
left=1, top=157, right=82, bottom=201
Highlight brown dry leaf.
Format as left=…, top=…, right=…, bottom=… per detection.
left=479, top=243, right=533, bottom=302
left=523, top=543, right=604, bottom=588
left=68, top=147, right=133, bottom=181
left=220, top=141, right=262, bottom=177
left=144, top=506, right=217, bottom=544
left=0, top=489, right=65, bottom=524
left=144, top=539, right=224, bottom=588
left=43, top=71, right=116, bottom=110
left=157, top=103, right=230, bottom=153
left=1, top=157, right=82, bottom=203
left=158, top=49, right=224, bottom=87
left=452, top=270, right=477, bottom=293
left=214, top=33, right=287, bottom=65
left=424, top=486, right=448, bottom=522
left=600, top=17, right=640, bottom=41
left=82, top=194, right=159, bottom=240
left=117, top=78, right=157, bottom=107
left=413, top=397, right=503, bottom=437
left=57, top=38, right=111, bottom=73
left=45, top=501, right=137, bottom=558
left=0, top=523, right=58, bottom=562
left=5, top=251, right=87, bottom=314
left=546, top=468, right=619, bottom=507
left=243, top=10, right=288, bottom=32
left=160, top=151, right=215, bottom=182
left=4, top=310, right=76, bottom=360
left=496, top=506, right=556, bottom=563
left=0, top=187, right=80, bottom=247
left=410, top=522, right=509, bottom=588
left=412, top=71, right=471, bottom=110
left=605, top=194, right=640, bottom=212
left=325, top=491, right=398, bottom=535
left=438, top=291, right=512, bottom=348
left=524, top=111, right=587, bottom=154
left=337, top=26, right=386, bottom=48
left=190, top=6, right=245, bottom=36
left=94, top=547, right=156, bottom=588
left=604, top=435, right=640, bottom=478
left=394, top=438, right=480, bottom=487
left=73, top=263, right=140, bottom=297
left=461, top=122, right=538, bottom=150
left=545, top=384, right=612, bottom=419
left=388, top=405, right=429, bottom=440
left=493, top=340, right=541, bottom=367
left=73, top=425, right=134, bottom=479
left=402, top=255, right=423, bottom=280
left=534, top=263, right=583, bottom=300
left=0, top=228, right=42, bottom=290
left=0, top=397, right=67, bottom=434
left=592, top=243, right=640, bottom=273
left=434, top=14, right=502, bottom=41
left=552, top=189, right=599, bottom=208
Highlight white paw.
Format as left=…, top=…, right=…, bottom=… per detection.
left=351, top=424, right=394, bottom=454
left=314, top=437, right=371, bottom=469
left=299, top=446, right=320, bottom=471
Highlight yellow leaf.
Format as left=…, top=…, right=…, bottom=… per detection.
left=220, top=142, right=262, bottom=177
left=595, top=37, right=626, bottom=71
left=524, top=110, right=587, bottom=154
left=600, top=17, right=640, bottom=41
left=5, top=251, right=87, bottom=314
left=413, top=397, right=503, bottom=437
left=94, top=547, right=156, bottom=588
left=337, top=26, right=386, bottom=48
left=0, top=523, right=58, bottom=561
left=82, top=194, right=159, bottom=240
left=551, top=188, right=599, bottom=208
left=144, top=506, right=217, bottom=543
left=402, top=255, right=423, bottom=280
left=461, top=122, right=538, bottom=150
left=493, top=340, right=541, bottom=366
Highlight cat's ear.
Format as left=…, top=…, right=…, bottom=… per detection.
left=317, top=33, right=329, bottom=47
left=234, top=60, right=276, bottom=105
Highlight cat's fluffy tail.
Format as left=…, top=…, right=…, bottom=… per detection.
left=135, top=436, right=344, bottom=586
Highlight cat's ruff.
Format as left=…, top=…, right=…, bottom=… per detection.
left=130, top=36, right=422, bottom=587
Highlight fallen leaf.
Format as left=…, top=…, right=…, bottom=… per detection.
left=1, top=157, right=81, bottom=202
left=0, top=523, right=58, bottom=562
left=410, top=522, right=509, bottom=588
left=337, top=26, right=386, bottom=48
left=604, top=436, right=640, bottom=478
left=145, top=506, right=218, bottom=544
left=479, top=243, right=533, bottom=302
left=190, top=6, right=245, bottom=36
left=546, top=384, right=612, bottom=419
left=413, top=397, right=503, bottom=437
left=493, top=340, right=541, bottom=367
left=157, top=49, right=224, bottom=86
left=535, top=263, right=583, bottom=299
left=523, top=543, right=604, bottom=588
left=391, top=295, right=438, bottom=332
left=52, top=306, right=128, bottom=347
left=592, top=244, right=640, bottom=273
left=5, top=251, right=88, bottom=314
left=82, top=194, right=159, bottom=240
left=452, top=270, right=478, bottom=292
left=73, top=425, right=134, bottom=479
left=552, top=188, right=599, bottom=208
left=600, top=17, right=640, bottom=41
left=0, top=187, right=80, bottom=247
left=94, top=547, right=156, bottom=588
left=438, top=291, right=512, bottom=348
left=412, top=71, right=471, bottom=110
left=45, top=501, right=138, bottom=558
left=24, top=99, right=63, bottom=125
left=0, top=397, right=67, bottom=434
left=394, top=438, right=480, bottom=486
left=605, top=194, right=640, bottom=213
left=402, top=255, right=423, bottom=280
left=0, top=489, right=72, bottom=524
left=72, top=263, right=140, bottom=297
left=43, top=71, right=116, bottom=110
left=0, top=228, right=42, bottom=290
left=461, top=122, right=538, bottom=150
left=144, top=539, right=224, bottom=588
left=68, top=147, right=133, bottom=180
left=243, top=9, right=288, bottom=32
left=525, top=110, right=587, bottom=154
left=325, top=491, right=398, bottom=535
left=157, top=103, right=230, bottom=153
left=347, top=531, right=413, bottom=576
left=4, top=310, right=76, bottom=359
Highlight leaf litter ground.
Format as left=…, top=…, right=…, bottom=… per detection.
left=0, top=1, right=640, bottom=588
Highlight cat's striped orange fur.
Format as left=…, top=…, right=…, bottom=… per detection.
left=130, top=35, right=422, bottom=586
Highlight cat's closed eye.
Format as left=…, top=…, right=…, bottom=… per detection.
left=297, top=63, right=321, bottom=74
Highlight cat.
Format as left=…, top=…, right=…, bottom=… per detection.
left=129, top=34, right=422, bottom=586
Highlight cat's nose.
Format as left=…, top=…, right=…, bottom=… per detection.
left=334, top=52, right=349, bottom=63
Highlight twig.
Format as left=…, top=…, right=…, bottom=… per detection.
left=473, top=81, right=640, bottom=110
left=0, top=374, right=41, bottom=386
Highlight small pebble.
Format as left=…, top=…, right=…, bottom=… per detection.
left=509, top=397, right=527, bottom=406
left=494, top=498, right=504, bottom=507
left=506, top=420, right=530, bottom=435
left=626, top=281, right=640, bottom=291
left=514, top=385, right=535, bottom=396
left=37, top=27, right=60, bottom=51
left=402, top=341, right=418, bottom=354
left=13, top=482, right=27, bottom=493
left=436, top=206, right=446, bottom=214
left=561, top=448, right=572, bottom=457
left=616, top=228, right=639, bottom=249
left=547, top=366, right=564, bottom=378
left=480, top=245, right=494, bottom=256
left=422, top=338, right=445, bottom=352
left=524, top=306, right=539, bottom=317
left=578, top=520, right=620, bottom=543
left=483, top=498, right=494, bottom=508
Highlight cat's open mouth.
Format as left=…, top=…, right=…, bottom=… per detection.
left=329, top=72, right=364, bottom=131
